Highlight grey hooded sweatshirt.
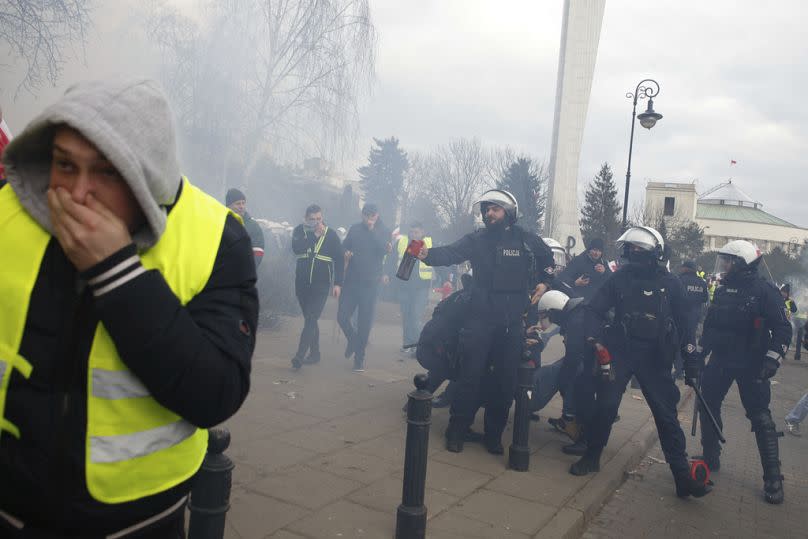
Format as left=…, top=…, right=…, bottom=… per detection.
left=4, top=79, right=180, bottom=248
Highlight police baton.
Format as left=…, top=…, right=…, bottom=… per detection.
left=689, top=380, right=726, bottom=444
left=690, top=375, right=700, bottom=437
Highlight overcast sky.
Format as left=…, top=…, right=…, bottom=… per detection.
left=359, top=0, right=808, bottom=227
left=2, top=0, right=806, bottom=227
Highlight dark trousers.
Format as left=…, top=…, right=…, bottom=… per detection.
left=295, top=285, right=330, bottom=359
left=337, top=281, right=379, bottom=361
left=796, top=324, right=804, bottom=360
left=585, top=346, right=689, bottom=474
left=449, top=317, right=523, bottom=439
left=700, top=361, right=772, bottom=460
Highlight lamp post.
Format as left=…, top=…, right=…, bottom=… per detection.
left=622, top=79, right=663, bottom=228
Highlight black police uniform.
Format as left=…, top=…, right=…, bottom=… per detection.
left=699, top=270, right=792, bottom=496
left=423, top=225, right=555, bottom=449
left=581, top=262, right=692, bottom=477
left=674, top=270, right=709, bottom=377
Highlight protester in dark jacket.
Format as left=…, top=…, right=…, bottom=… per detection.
left=0, top=80, right=257, bottom=538
left=226, top=187, right=266, bottom=268
left=560, top=237, right=612, bottom=301
left=337, top=203, right=392, bottom=371
left=291, top=204, right=344, bottom=368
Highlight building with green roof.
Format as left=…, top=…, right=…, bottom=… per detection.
left=645, top=180, right=808, bottom=255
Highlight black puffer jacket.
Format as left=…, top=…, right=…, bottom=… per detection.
left=0, top=184, right=258, bottom=537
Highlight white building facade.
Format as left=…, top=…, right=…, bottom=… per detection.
left=645, top=180, right=808, bottom=255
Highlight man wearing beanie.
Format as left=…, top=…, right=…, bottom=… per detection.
left=560, top=237, right=612, bottom=301
left=226, top=187, right=266, bottom=268
left=0, top=80, right=258, bottom=538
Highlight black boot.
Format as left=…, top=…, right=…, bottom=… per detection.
left=562, top=440, right=588, bottom=456
left=570, top=446, right=602, bottom=476
left=703, top=453, right=720, bottom=472
left=291, top=356, right=303, bottom=369
left=754, top=423, right=785, bottom=504
left=445, top=424, right=466, bottom=453
left=674, top=471, right=712, bottom=498
left=483, top=433, right=504, bottom=455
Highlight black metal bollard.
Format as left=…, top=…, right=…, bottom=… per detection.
left=396, top=374, right=433, bottom=539
left=509, top=362, right=534, bottom=471
left=188, top=428, right=234, bottom=539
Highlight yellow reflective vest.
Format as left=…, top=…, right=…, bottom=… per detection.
left=397, top=235, right=433, bottom=281
left=0, top=178, right=226, bottom=504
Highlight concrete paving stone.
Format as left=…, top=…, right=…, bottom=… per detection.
left=231, top=460, right=267, bottom=487
left=229, top=436, right=319, bottom=473
left=247, top=465, right=363, bottom=510
left=308, top=448, right=400, bottom=484
left=486, top=469, right=582, bottom=508
left=452, top=489, right=557, bottom=535
left=285, top=499, right=395, bottom=538
left=225, top=487, right=310, bottom=539
left=532, top=507, right=584, bottom=539
left=392, top=458, right=494, bottom=498
left=428, top=508, right=531, bottom=538
left=276, top=422, right=368, bottom=454
left=277, top=396, right=356, bottom=420
left=266, top=531, right=308, bottom=539
left=347, top=475, right=459, bottom=517
left=430, top=444, right=511, bottom=477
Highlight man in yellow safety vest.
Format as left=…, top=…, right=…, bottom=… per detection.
left=0, top=80, right=257, bottom=537
left=388, top=221, right=436, bottom=355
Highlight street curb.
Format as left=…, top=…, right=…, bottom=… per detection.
left=533, top=386, right=696, bottom=539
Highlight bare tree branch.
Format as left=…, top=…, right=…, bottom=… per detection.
left=0, top=0, right=93, bottom=95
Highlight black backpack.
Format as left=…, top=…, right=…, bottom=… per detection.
left=416, top=279, right=472, bottom=373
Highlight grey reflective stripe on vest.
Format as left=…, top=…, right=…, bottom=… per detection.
left=92, top=369, right=150, bottom=400
left=91, top=420, right=196, bottom=463
left=0, top=361, right=7, bottom=382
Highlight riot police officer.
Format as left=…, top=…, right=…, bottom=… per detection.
left=674, top=260, right=709, bottom=378
left=533, top=290, right=592, bottom=455
left=571, top=227, right=711, bottom=498
left=417, top=190, right=556, bottom=454
left=696, top=240, right=792, bottom=504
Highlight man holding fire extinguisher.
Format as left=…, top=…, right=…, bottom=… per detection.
left=415, top=189, right=557, bottom=456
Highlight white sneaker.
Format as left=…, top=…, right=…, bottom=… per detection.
left=785, top=420, right=801, bottom=437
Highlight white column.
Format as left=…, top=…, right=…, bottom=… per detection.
left=545, top=0, right=606, bottom=254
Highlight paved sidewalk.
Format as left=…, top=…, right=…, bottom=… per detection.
left=583, top=350, right=808, bottom=539
left=220, top=300, right=690, bottom=539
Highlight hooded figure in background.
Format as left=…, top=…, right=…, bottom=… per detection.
left=0, top=80, right=257, bottom=538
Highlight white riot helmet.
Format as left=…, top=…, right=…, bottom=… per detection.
left=473, top=189, right=519, bottom=224
left=616, top=226, right=665, bottom=262
left=715, top=240, right=762, bottom=276
left=536, top=290, right=571, bottom=331
left=543, top=237, right=568, bottom=271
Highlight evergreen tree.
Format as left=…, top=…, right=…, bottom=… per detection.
left=579, top=162, right=622, bottom=258
left=668, top=221, right=705, bottom=266
left=358, top=137, right=409, bottom=223
left=496, top=157, right=545, bottom=234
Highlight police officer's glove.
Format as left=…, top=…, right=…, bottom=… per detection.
left=758, top=350, right=782, bottom=380
left=682, top=344, right=701, bottom=387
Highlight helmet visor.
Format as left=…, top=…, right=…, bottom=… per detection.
left=714, top=253, right=737, bottom=276
left=552, top=249, right=567, bottom=269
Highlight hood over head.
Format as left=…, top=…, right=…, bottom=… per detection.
left=2, top=79, right=181, bottom=248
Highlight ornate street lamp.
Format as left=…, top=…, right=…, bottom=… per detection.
left=622, top=79, right=663, bottom=228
